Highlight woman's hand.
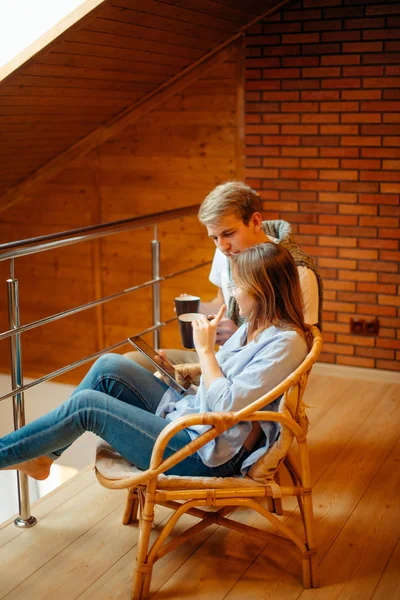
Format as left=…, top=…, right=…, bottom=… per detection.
left=192, top=304, right=226, bottom=355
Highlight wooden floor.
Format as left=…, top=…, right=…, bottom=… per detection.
left=1, top=372, right=399, bottom=600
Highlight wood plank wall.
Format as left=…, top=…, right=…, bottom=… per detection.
left=0, top=56, right=242, bottom=384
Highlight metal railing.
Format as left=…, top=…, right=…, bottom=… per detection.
left=0, top=204, right=211, bottom=527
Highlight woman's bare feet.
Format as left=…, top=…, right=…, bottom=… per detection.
left=2, top=456, right=53, bottom=480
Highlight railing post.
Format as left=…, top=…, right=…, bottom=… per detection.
left=7, top=260, right=37, bottom=528
left=152, top=226, right=161, bottom=349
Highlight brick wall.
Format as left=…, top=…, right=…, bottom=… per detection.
left=244, top=0, right=400, bottom=372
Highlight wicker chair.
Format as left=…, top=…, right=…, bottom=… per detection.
left=95, top=325, right=323, bottom=599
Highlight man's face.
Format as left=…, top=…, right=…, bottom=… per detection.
left=206, top=213, right=261, bottom=257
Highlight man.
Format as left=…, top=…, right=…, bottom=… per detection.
left=125, top=180, right=322, bottom=371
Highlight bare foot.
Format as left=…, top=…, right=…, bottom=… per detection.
left=2, top=456, right=53, bottom=480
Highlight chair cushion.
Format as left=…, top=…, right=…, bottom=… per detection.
left=95, top=441, right=264, bottom=489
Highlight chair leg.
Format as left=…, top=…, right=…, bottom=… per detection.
left=132, top=489, right=156, bottom=600
left=301, top=491, right=318, bottom=588
left=123, top=488, right=139, bottom=525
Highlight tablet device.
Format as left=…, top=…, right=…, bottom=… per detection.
left=127, top=336, right=191, bottom=394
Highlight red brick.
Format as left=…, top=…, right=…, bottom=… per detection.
left=362, top=148, right=400, bottom=158
left=363, top=53, right=400, bottom=64
left=246, top=114, right=261, bottom=124
left=246, top=146, right=280, bottom=157
left=281, top=190, right=316, bottom=201
left=383, top=159, right=400, bottom=170
left=380, top=328, right=396, bottom=338
left=302, top=158, right=339, bottom=168
left=342, top=90, right=382, bottom=100
left=321, top=125, right=359, bottom=135
left=300, top=224, right=337, bottom=235
left=343, top=42, right=383, bottom=53
left=359, top=192, right=399, bottom=204
left=281, top=124, right=318, bottom=135
left=264, top=45, right=301, bottom=56
left=322, top=78, right=361, bottom=89
left=365, top=77, right=400, bottom=88
left=281, top=169, right=318, bottom=179
left=302, top=67, right=341, bottom=78
left=325, top=6, right=364, bottom=18
left=339, top=203, right=377, bottom=215
left=342, top=113, right=381, bottom=123
left=383, top=114, right=400, bottom=123
left=321, top=101, right=359, bottom=112
left=363, top=124, right=400, bottom=135
left=337, top=334, right=375, bottom=346
left=321, top=54, right=361, bottom=65
left=303, top=201, right=337, bottom=213
left=319, top=353, right=336, bottom=364
left=340, top=181, right=379, bottom=193
left=262, top=68, right=301, bottom=79
left=282, top=147, right=319, bottom=157
left=380, top=285, right=400, bottom=301
left=246, top=168, right=279, bottom=179
left=262, top=113, right=300, bottom=123
left=322, top=31, right=360, bottom=43
left=342, top=136, right=381, bottom=146
left=283, top=79, right=320, bottom=90
left=380, top=205, right=400, bottom=216
left=264, top=22, right=302, bottom=34
left=325, top=300, right=356, bottom=312
left=261, top=91, right=300, bottom=102
left=301, top=180, right=339, bottom=191
left=301, top=114, right=339, bottom=124
left=282, top=56, right=320, bottom=67
left=320, top=192, right=357, bottom=203
left=320, top=169, right=358, bottom=180
left=361, top=101, right=400, bottom=111
left=246, top=80, right=281, bottom=91
left=339, top=227, right=377, bottom=238
left=324, top=280, right=355, bottom=291
left=262, top=157, right=300, bottom=168
left=246, top=92, right=262, bottom=102
left=360, top=216, right=398, bottom=227
left=320, top=236, right=357, bottom=247
left=340, top=248, right=379, bottom=260
left=358, top=304, right=396, bottom=316
left=344, top=17, right=385, bottom=29
left=246, top=58, right=281, bottom=68
left=339, top=270, right=377, bottom=282
left=263, top=201, right=299, bottom=212
left=283, top=9, right=322, bottom=21
left=303, top=245, right=338, bottom=257
left=342, top=158, right=381, bottom=170
left=261, top=179, right=299, bottom=190
left=356, top=347, right=395, bottom=360
left=295, top=234, right=317, bottom=245
left=386, top=66, right=400, bottom=76
left=376, top=360, right=400, bottom=371
left=357, top=282, right=397, bottom=294
left=281, top=212, right=318, bottom=224
left=359, top=238, right=398, bottom=250
left=247, top=35, right=280, bottom=46
left=364, top=29, right=400, bottom=40
left=380, top=273, right=400, bottom=285
left=246, top=157, right=262, bottom=167
left=323, top=343, right=354, bottom=355
left=281, top=102, right=319, bottom=112
left=259, top=190, right=279, bottom=201
left=282, top=33, right=320, bottom=44
left=379, top=228, right=400, bottom=239
left=361, top=170, right=400, bottom=182
left=359, top=260, right=398, bottom=272
left=301, top=90, right=340, bottom=101
left=262, top=135, right=300, bottom=145
left=377, top=338, right=400, bottom=351
left=381, top=183, right=400, bottom=194
left=337, top=356, right=374, bottom=368
left=380, top=250, right=400, bottom=262
left=303, top=136, right=341, bottom=147
left=343, top=66, right=384, bottom=77
left=320, top=147, right=360, bottom=158
left=246, top=68, right=262, bottom=79
left=303, top=19, right=342, bottom=32
left=246, top=125, right=280, bottom=135
left=320, top=257, right=357, bottom=269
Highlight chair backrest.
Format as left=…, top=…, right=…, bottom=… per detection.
left=248, top=326, right=322, bottom=483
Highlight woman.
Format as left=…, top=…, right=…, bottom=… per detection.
left=0, top=243, right=309, bottom=481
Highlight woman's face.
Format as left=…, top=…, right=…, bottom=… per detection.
left=233, top=284, right=256, bottom=318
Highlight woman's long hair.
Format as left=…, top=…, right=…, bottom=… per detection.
left=230, top=243, right=306, bottom=340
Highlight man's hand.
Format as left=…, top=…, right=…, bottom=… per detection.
left=207, top=316, right=238, bottom=345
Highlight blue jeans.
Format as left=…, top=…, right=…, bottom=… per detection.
left=0, top=354, right=249, bottom=477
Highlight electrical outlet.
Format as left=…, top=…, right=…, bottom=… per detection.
left=349, top=317, right=380, bottom=336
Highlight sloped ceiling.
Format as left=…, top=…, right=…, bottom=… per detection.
left=0, top=0, right=287, bottom=208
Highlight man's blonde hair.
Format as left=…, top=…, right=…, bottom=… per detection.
left=198, top=181, right=262, bottom=226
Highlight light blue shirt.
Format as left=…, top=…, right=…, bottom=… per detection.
left=156, top=324, right=308, bottom=473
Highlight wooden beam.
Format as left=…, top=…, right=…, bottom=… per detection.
left=0, top=39, right=241, bottom=215
left=0, top=0, right=292, bottom=214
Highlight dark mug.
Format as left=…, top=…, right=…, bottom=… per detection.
left=174, top=294, right=200, bottom=317
left=178, top=312, right=205, bottom=349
